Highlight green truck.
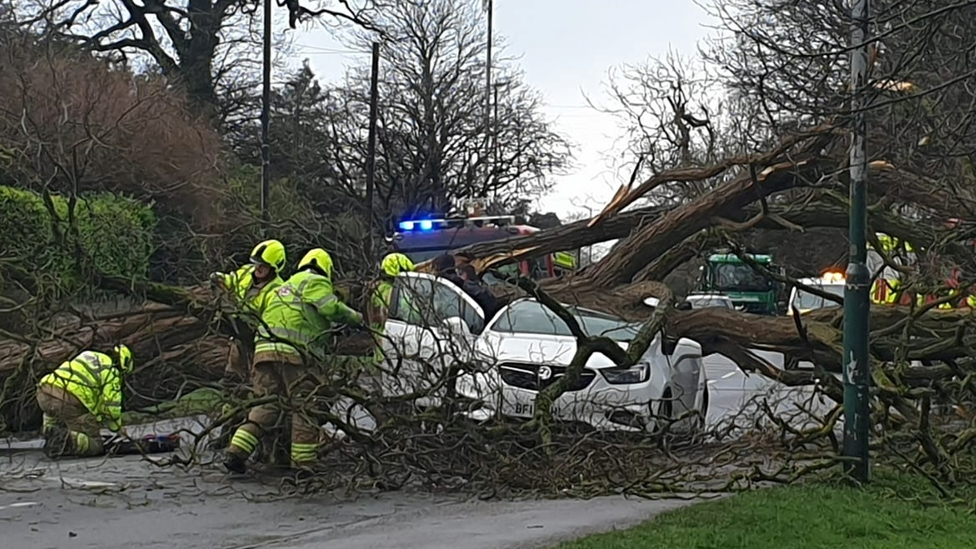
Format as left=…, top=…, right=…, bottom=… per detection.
left=698, top=253, right=782, bottom=315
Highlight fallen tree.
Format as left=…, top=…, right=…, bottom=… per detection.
left=3, top=120, right=976, bottom=438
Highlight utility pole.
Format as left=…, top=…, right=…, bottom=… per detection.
left=483, top=0, right=493, bottom=192
left=843, top=0, right=872, bottom=484
left=493, top=84, right=499, bottom=172
left=365, top=42, right=380, bottom=250
left=259, top=0, right=272, bottom=231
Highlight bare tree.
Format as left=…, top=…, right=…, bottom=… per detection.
left=0, top=26, right=225, bottom=228
left=323, top=0, right=572, bottom=226
left=13, top=0, right=384, bottom=125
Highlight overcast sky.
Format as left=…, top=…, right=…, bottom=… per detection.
left=291, top=0, right=714, bottom=219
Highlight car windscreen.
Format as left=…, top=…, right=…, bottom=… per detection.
left=712, top=263, right=772, bottom=292
left=489, top=300, right=641, bottom=342
left=792, top=283, right=845, bottom=310
left=687, top=297, right=732, bottom=309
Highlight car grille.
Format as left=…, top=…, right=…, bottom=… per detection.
left=498, top=362, right=595, bottom=392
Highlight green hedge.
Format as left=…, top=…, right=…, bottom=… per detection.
left=0, top=186, right=156, bottom=294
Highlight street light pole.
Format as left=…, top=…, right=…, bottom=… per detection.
left=843, top=0, right=872, bottom=484
left=259, top=0, right=272, bottom=231
left=365, top=42, right=380, bottom=251
left=484, top=0, right=493, bottom=191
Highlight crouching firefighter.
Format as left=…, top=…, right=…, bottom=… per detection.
left=36, top=345, right=133, bottom=458
left=223, top=248, right=364, bottom=475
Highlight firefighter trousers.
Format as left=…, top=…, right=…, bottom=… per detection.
left=35, top=384, right=105, bottom=458
left=227, top=360, right=320, bottom=467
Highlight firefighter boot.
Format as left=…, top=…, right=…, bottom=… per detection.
left=42, top=424, right=70, bottom=459
left=222, top=450, right=248, bottom=475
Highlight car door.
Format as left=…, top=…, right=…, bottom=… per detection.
left=381, top=272, right=484, bottom=407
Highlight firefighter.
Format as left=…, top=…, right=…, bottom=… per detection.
left=432, top=253, right=465, bottom=288
left=210, top=239, right=287, bottom=323
left=209, top=240, right=288, bottom=446
left=367, top=253, right=415, bottom=364
left=458, top=263, right=502, bottom=320
left=36, top=345, right=133, bottom=458
left=209, top=239, right=287, bottom=375
left=222, top=248, right=364, bottom=475
left=871, top=278, right=903, bottom=305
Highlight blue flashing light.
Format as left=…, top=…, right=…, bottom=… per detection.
left=399, top=221, right=415, bottom=231
left=419, top=220, right=434, bottom=231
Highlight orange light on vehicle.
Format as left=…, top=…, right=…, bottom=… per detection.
left=821, top=271, right=846, bottom=283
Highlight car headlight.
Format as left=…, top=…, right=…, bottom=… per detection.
left=601, top=362, right=651, bottom=385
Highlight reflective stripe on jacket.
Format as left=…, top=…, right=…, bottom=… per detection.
left=39, top=351, right=123, bottom=432
left=217, top=265, right=284, bottom=323
left=254, top=270, right=362, bottom=360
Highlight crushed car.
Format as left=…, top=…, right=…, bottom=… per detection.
left=377, top=272, right=708, bottom=435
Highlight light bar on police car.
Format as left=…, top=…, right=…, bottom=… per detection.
left=398, top=220, right=435, bottom=231
left=397, top=215, right=516, bottom=232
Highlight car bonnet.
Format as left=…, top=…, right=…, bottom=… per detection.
left=477, top=331, right=630, bottom=370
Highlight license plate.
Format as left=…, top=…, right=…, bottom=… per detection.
left=510, top=401, right=561, bottom=418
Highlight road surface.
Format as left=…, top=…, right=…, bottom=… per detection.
left=0, top=352, right=816, bottom=549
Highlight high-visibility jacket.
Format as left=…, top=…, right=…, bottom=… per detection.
left=552, top=251, right=576, bottom=271
left=916, top=292, right=955, bottom=309
left=368, top=278, right=427, bottom=363
left=254, top=270, right=363, bottom=361
left=216, top=264, right=284, bottom=323
left=369, top=280, right=394, bottom=333
left=39, top=351, right=123, bottom=432
left=871, top=278, right=902, bottom=304
left=368, top=280, right=394, bottom=363
left=876, top=233, right=914, bottom=254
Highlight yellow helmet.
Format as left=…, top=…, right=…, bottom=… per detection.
left=298, top=248, right=334, bottom=278
left=381, top=253, right=414, bottom=277
left=249, top=239, right=286, bottom=272
left=114, top=344, right=134, bottom=374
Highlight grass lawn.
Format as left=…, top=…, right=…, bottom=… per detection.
left=554, top=471, right=976, bottom=549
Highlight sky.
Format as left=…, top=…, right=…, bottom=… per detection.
left=290, top=0, right=714, bottom=220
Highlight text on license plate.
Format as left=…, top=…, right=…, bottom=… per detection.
left=511, top=402, right=561, bottom=417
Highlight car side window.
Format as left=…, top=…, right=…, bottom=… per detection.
left=389, top=275, right=484, bottom=333
left=389, top=276, right=438, bottom=326
left=432, top=279, right=485, bottom=334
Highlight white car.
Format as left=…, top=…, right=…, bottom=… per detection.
left=787, top=275, right=846, bottom=315
left=684, top=293, right=736, bottom=310
left=379, top=272, right=708, bottom=434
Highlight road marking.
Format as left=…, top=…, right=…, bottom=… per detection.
left=0, top=502, right=39, bottom=511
